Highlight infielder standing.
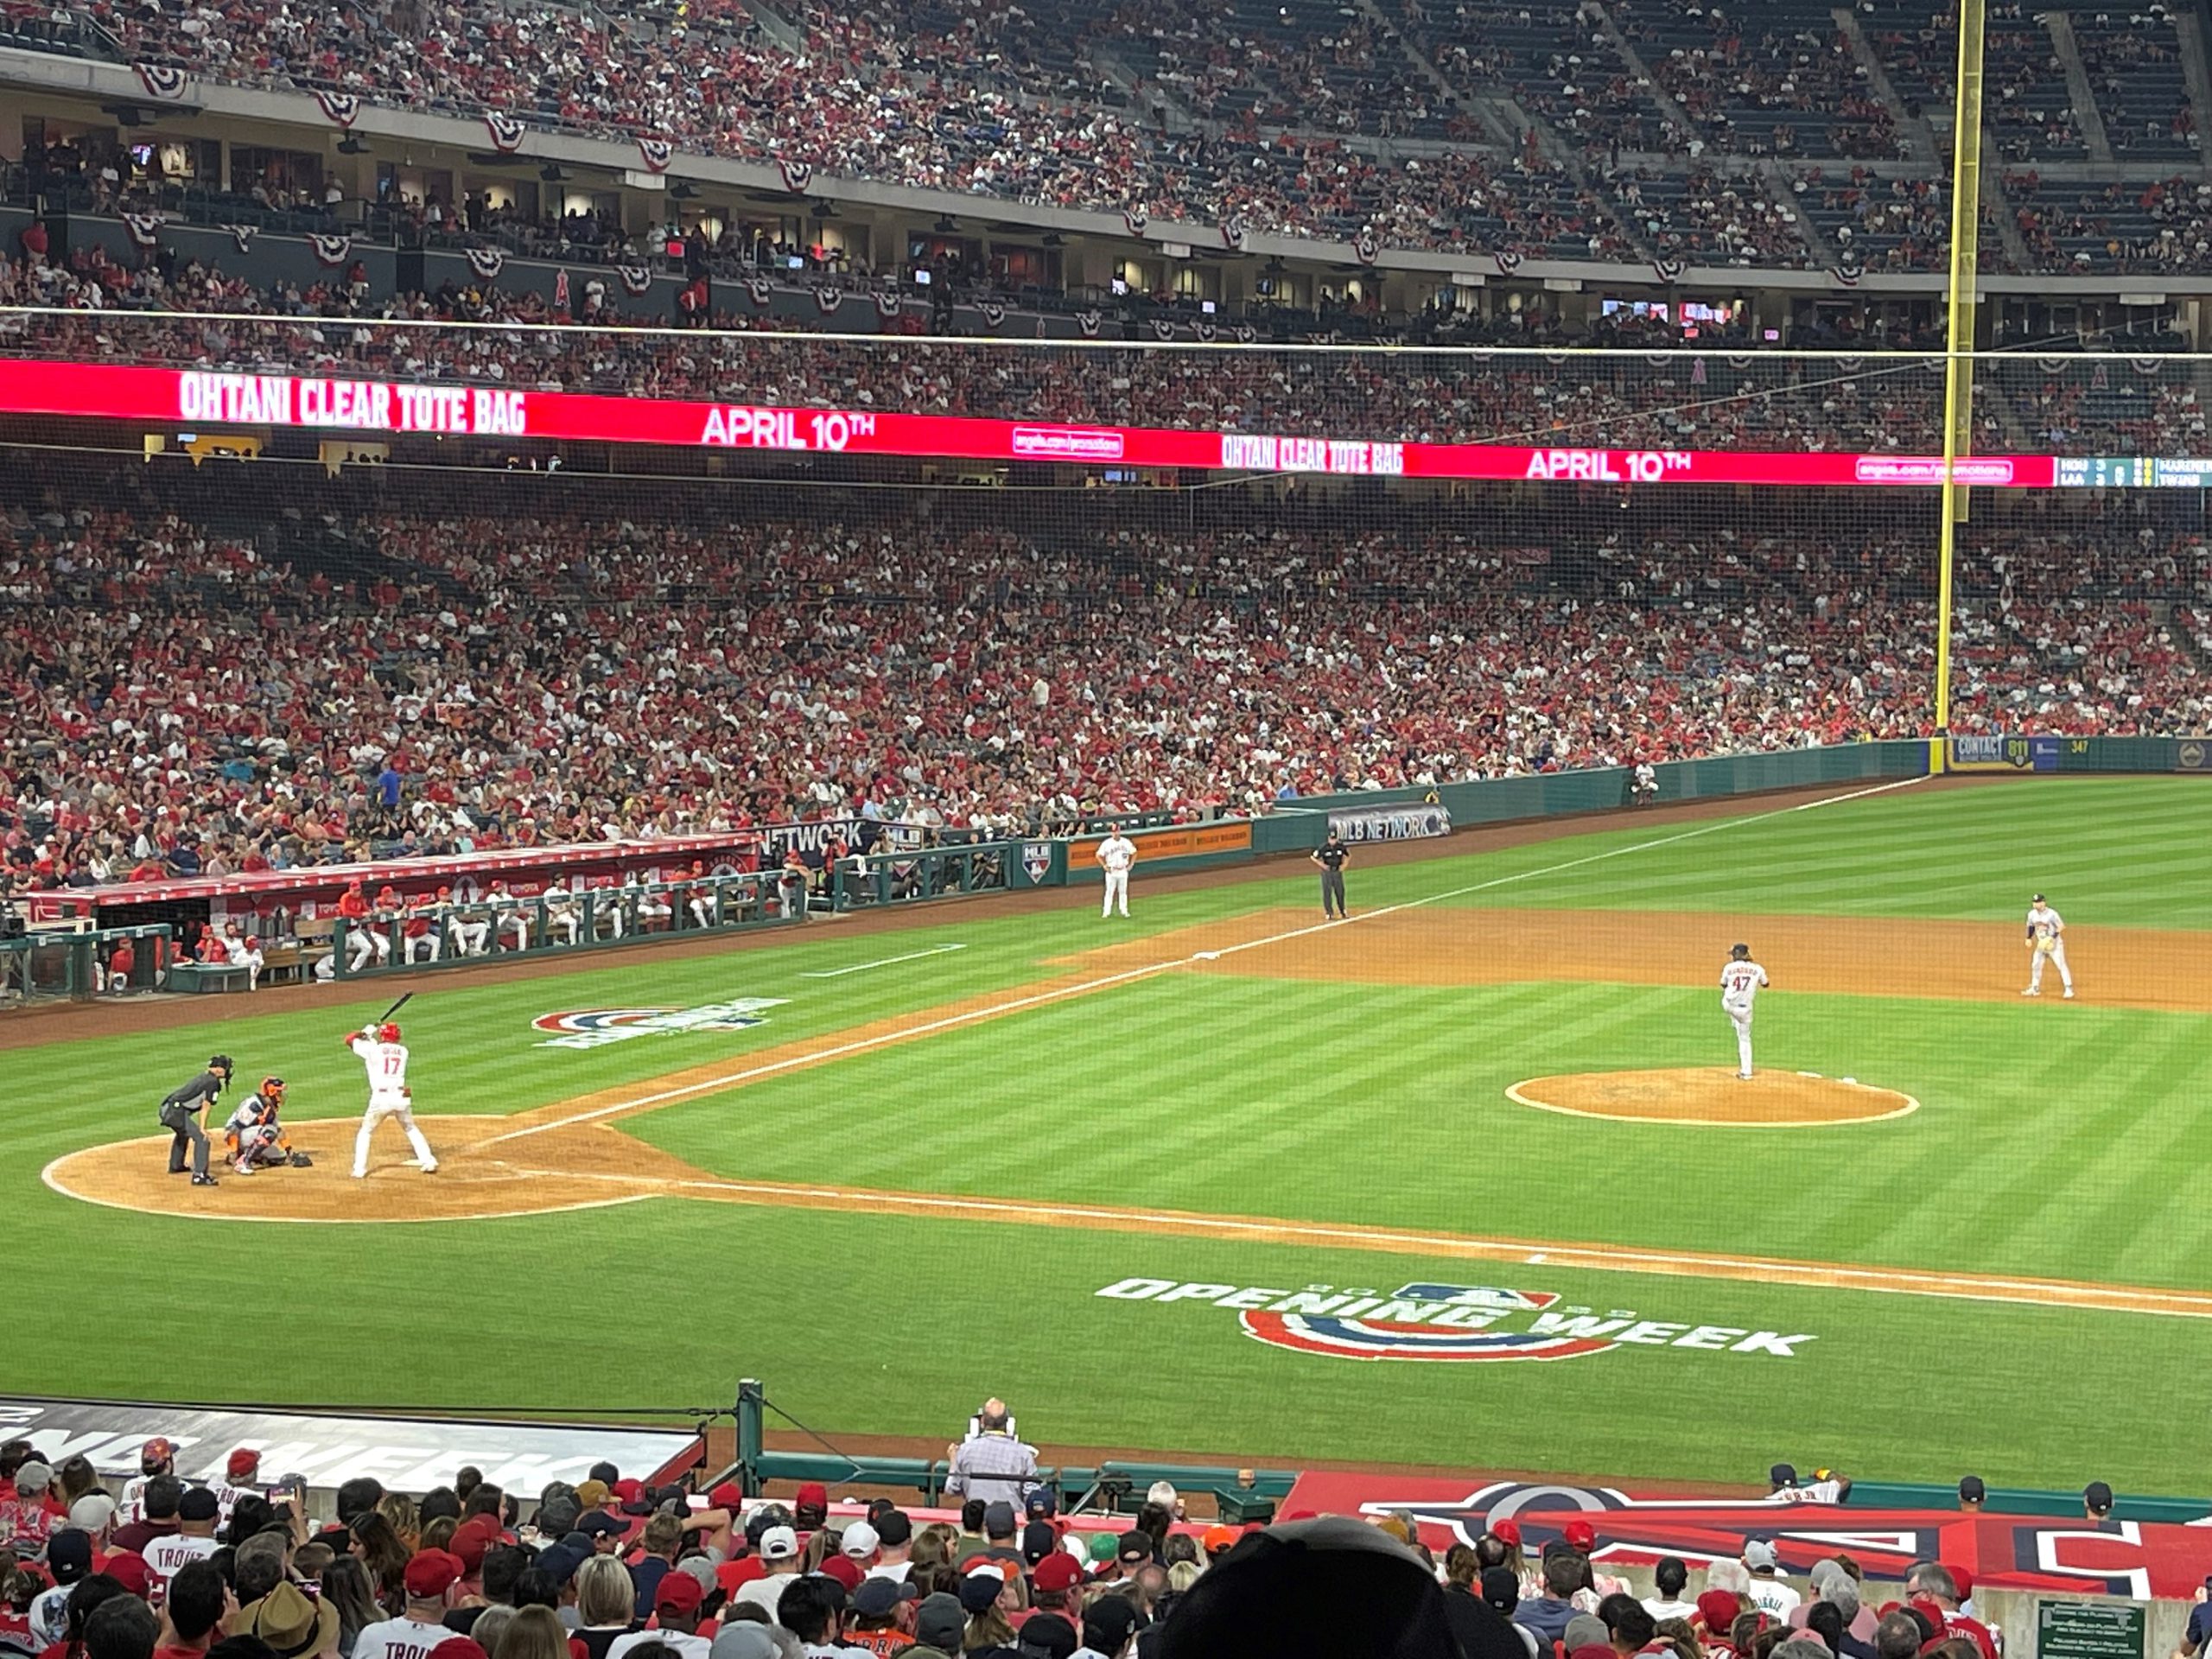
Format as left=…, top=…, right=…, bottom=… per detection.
left=2024, top=893, right=2075, bottom=998
left=346, top=1020, right=438, bottom=1179
left=1720, top=943, right=1769, bottom=1080
left=1096, top=830, right=1136, bottom=918
left=159, top=1054, right=232, bottom=1185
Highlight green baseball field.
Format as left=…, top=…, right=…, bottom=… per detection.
left=13, top=775, right=2212, bottom=1491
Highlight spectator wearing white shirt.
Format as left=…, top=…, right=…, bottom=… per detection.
left=1744, top=1541, right=1802, bottom=1620
left=605, top=1573, right=709, bottom=1659
left=354, top=1549, right=467, bottom=1659
left=1643, top=1558, right=1698, bottom=1623
left=727, top=1527, right=801, bottom=1621
left=144, top=1488, right=223, bottom=1582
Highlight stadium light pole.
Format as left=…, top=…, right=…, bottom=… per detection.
left=1934, top=0, right=1988, bottom=747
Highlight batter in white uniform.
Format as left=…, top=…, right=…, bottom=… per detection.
left=1096, top=832, right=1136, bottom=918
left=1720, top=942, right=1770, bottom=1080
left=2024, top=893, right=2075, bottom=998
left=347, top=1020, right=439, bottom=1178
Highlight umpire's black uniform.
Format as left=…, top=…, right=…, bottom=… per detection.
left=159, top=1056, right=232, bottom=1181
left=1312, top=832, right=1350, bottom=918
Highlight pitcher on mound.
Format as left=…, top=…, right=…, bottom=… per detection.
left=346, top=1020, right=439, bottom=1178
left=1720, top=943, right=1769, bottom=1080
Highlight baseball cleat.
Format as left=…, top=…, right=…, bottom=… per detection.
left=2063, top=988, right=2075, bottom=998
left=417, top=1164, right=439, bottom=1174
left=190, top=1174, right=219, bottom=1187
left=234, top=1163, right=255, bottom=1176
left=2022, top=988, right=2039, bottom=996
left=1737, top=1071, right=1752, bottom=1081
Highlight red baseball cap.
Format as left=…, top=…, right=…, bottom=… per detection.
left=1946, top=1567, right=1974, bottom=1602
left=817, top=1555, right=863, bottom=1592
left=1697, top=1592, right=1742, bottom=1631
left=404, top=1550, right=465, bottom=1599
left=1491, top=1519, right=1522, bottom=1547
left=449, top=1518, right=496, bottom=1572
left=715, top=1558, right=766, bottom=1596
left=1563, top=1519, right=1598, bottom=1552
left=1032, top=1554, right=1083, bottom=1592
left=708, top=1483, right=744, bottom=1510
left=429, top=1641, right=486, bottom=1659
left=226, top=1448, right=262, bottom=1482
left=654, top=1573, right=704, bottom=1616
left=104, top=1554, right=153, bottom=1599
left=794, top=1482, right=829, bottom=1510
left=140, top=1438, right=175, bottom=1469
left=613, top=1479, right=645, bottom=1505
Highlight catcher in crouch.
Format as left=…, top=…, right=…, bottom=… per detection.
left=223, top=1077, right=310, bottom=1175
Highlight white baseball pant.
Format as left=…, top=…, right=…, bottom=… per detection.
left=1102, top=869, right=1129, bottom=917
left=353, top=1093, right=437, bottom=1177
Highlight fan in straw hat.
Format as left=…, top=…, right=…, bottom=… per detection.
left=238, top=1582, right=340, bottom=1659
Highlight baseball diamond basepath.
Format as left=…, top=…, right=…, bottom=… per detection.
left=41, top=903, right=2212, bottom=1323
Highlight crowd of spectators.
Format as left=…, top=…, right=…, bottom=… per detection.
left=0, top=1434, right=2028, bottom=1659
left=3, top=454, right=2205, bottom=891
left=2003, top=174, right=2212, bottom=276
left=0, top=0, right=2178, bottom=271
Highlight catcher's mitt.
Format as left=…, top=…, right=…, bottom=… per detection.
left=288, top=1151, right=315, bottom=1167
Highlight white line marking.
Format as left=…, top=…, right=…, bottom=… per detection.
left=487, top=776, right=1924, bottom=1145
left=799, top=944, right=968, bottom=978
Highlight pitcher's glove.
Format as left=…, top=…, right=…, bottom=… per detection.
left=288, top=1151, right=315, bottom=1167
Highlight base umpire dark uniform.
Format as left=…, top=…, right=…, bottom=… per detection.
left=1312, top=831, right=1350, bottom=918
left=159, top=1055, right=232, bottom=1184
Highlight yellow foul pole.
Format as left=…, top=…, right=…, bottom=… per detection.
left=1934, top=0, right=1987, bottom=741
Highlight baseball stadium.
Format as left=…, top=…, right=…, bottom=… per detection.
left=4, top=0, right=2212, bottom=1653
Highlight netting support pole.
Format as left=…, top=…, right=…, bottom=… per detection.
left=1935, top=0, right=1988, bottom=739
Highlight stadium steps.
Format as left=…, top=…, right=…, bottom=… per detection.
left=1981, top=174, right=2037, bottom=274
left=2173, top=605, right=2212, bottom=677
left=1831, top=5, right=1937, bottom=164
left=1757, top=158, right=1834, bottom=264
left=2041, top=11, right=2115, bottom=164
left=2170, top=9, right=2212, bottom=164
left=736, top=0, right=804, bottom=52
left=1586, top=2, right=1701, bottom=149
left=1350, top=0, right=1465, bottom=115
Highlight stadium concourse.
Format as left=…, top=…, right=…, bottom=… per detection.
left=0, top=1439, right=2005, bottom=1659
left=1, top=451, right=2207, bottom=891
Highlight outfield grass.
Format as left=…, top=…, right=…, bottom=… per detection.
left=12, top=776, right=2212, bottom=1491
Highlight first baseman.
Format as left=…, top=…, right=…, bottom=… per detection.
left=1096, top=831, right=1136, bottom=918
left=346, top=1020, right=438, bottom=1178
left=1720, top=943, right=1769, bottom=1079
left=2024, top=893, right=2075, bottom=997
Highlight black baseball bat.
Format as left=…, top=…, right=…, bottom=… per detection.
left=378, top=991, right=413, bottom=1024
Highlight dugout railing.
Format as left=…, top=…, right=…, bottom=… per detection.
left=0, top=923, right=172, bottom=1004
left=329, top=872, right=806, bottom=981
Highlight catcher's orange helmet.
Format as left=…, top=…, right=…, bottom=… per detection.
left=260, top=1076, right=287, bottom=1103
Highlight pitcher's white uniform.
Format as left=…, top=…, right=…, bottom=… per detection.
left=1097, top=833, right=1135, bottom=918
left=2024, top=899, right=2074, bottom=996
left=1720, top=953, right=1769, bottom=1079
left=348, top=1028, right=438, bottom=1178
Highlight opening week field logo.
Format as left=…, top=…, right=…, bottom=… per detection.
left=532, top=998, right=788, bottom=1050
left=1096, top=1279, right=1815, bottom=1363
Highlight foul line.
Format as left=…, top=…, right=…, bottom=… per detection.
left=480, top=1162, right=2212, bottom=1319
left=800, top=944, right=969, bottom=978
left=487, top=775, right=1924, bottom=1147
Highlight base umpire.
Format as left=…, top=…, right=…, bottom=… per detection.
left=1311, top=829, right=1350, bottom=918
left=159, top=1054, right=232, bottom=1186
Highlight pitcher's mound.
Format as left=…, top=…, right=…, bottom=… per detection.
left=1507, top=1068, right=1917, bottom=1127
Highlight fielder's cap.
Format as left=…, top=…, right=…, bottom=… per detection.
left=141, top=1437, right=176, bottom=1469
left=45, top=1531, right=92, bottom=1586
left=1018, top=1613, right=1079, bottom=1659
left=1031, top=1553, right=1082, bottom=1593
left=104, top=1554, right=153, bottom=1599
left=1084, top=1597, right=1141, bottom=1653
left=574, top=1510, right=626, bottom=1537
left=1770, top=1464, right=1798, bottom=1487
left=14, top=1461, right=51, bottom=1493
left=227, top=1448, right=262, bottom=1481
left=851, top=1577, right=919, bottom=1619
left=1744, top=1539, right=1779, bottom=1570
left=758, top=1525, right=798, bottom=1561
left=1958, top=1476, right=1986, bottom=1502
left=69, top=1494, right=117, bottom=1532
left=914, top=1593, right=966, bottom=1649
left=1562, top=1518, right=1597, bottom=1552
left=1021, top=1521, right=1058, bottom=1566
left=983, top=1499, right=1018, bottom=1535
left=816, top=1556, right=862, bottom=1593
left=2033, top=893, right=2045, bottom=904
left=178, top=1486, right=221, bottom=1522
left=654, top=1572, right=704, bottom=1616
left=840, top=1521, right=880, bottom=1558
left=958, top=1571, right=1007, bottom=1615
left=404, top=1549, right=465, bottom=1598
left=2085, top=1480, right=2114, bottom=1512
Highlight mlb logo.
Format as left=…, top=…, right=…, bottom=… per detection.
left=1394, top=1284, right=1560, bottom=1312
left=1022, top=842, right=1052, bottom=882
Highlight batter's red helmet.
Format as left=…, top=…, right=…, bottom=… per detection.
left=377, top=1021, right=401, bottom=1043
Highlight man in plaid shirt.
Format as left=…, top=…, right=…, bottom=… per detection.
left=944, top=1400, right=1039, bottom=1505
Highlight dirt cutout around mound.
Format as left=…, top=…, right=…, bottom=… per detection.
left=1507, top=1068, right=1917, bottom=1127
